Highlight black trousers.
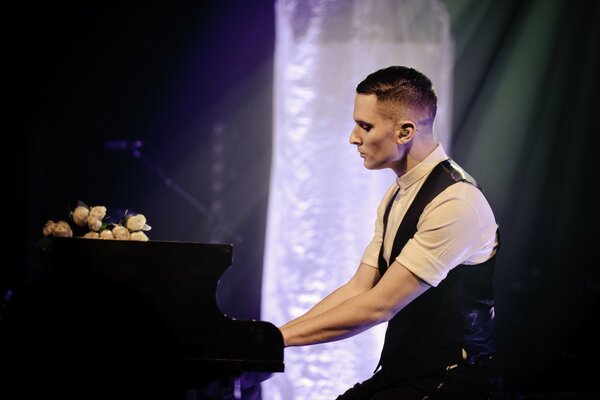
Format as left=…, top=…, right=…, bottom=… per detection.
left=336, top=364, right=491, bottom=400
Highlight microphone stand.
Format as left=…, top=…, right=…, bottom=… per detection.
left=111, top=140, right=242, bottom=243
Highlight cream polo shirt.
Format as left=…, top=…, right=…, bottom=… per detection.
left=361, top=145, right=498, bottom=287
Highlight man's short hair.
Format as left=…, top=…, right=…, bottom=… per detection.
left=356, top=66, right=437, bottom=126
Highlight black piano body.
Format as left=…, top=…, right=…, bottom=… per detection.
left=10, top=237, right=284, bottom=398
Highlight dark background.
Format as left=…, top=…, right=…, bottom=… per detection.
left=3, top=0, right=599, bottom=398
left=3, top=1, right=276, bottom=320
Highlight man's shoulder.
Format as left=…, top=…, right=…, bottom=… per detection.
left=445, top=159, right=478, bottom=186
left=433, top=181, right=496, bottom=221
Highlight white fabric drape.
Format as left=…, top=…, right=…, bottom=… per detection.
left=262, top=1, right=453, bottom=398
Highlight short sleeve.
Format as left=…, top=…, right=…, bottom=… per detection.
left=395, top=183, right=497, bottom=286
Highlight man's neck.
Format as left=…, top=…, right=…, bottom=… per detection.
left=396, top=136, right=438, bottom=177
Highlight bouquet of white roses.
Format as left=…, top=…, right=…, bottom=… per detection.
left=42, top=201, right=152, bottom=241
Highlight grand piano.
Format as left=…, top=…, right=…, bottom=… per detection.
left=12, top=237, right=284, bottom=399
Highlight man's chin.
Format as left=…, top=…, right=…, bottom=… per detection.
left=363, top=161, right=383, bottom=170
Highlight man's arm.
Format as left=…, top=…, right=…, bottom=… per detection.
left=280, top=263, right=381, bottom=330
left=281, top=260, right=430, bottom=346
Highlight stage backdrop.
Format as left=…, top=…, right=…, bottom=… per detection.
left=262, top=0, right=454, bottom=398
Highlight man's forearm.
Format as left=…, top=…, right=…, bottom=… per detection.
left=281, top=290, right=388, bottom=346
left=280, top=283, right=358, bottom=329
left=280, top=262, right=430, bottom=347
left=280, top=263, right=381, bottom=337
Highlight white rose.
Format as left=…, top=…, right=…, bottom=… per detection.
left=43, top=220, right=56, bottom=237
left=83, top=231, right=100, bottom=239
left=87, top=215, right=103, bottom=231
left=53, top=221, right=73, bottom=237
left=100, top=230, right=114, bottom=240
left=112, top=225, right=130, bottom=240
left=130, top=231, right=149, bottom=242
left=89, top=206, right=107, bottom=219
left=72, top=206, right=89, bottom=227
left=126, top=214, right=147, bottom=232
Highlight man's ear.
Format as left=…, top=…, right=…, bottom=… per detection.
left=396, top=121, right=417, bottom=143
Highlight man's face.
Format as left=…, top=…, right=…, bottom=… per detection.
left=349, top=94, right=405, bottom=171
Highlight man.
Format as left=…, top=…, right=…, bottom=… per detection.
left=280, top=66, right=499, bottom=399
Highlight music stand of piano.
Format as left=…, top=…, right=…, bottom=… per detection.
left=16, top=237, right=284, bottom=399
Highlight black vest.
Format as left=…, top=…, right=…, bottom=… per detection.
left=376, top=159, right=498, bottom=382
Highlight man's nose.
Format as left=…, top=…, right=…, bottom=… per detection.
left=349, top=126, right=361, bottom=145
